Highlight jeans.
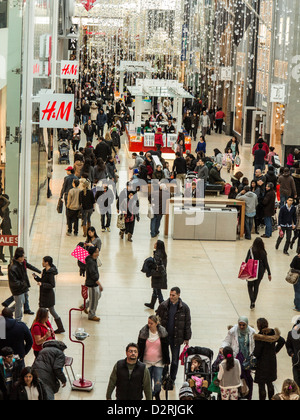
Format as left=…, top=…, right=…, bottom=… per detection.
left=101, top=212, right=111, bottom=229
left=82, top=209, right=93, bottom=227
left=150, top=214, right=163, bottom=238
left=169, top=338, right=181, bottom=382
left=148, top=366, right=164, bottom=396
left=215, top=119, right=223, bottom=134
left=3, top=292, right=31, bottom=312
left=245, top=216, right=254, bottom=240
left=152, top=288, right=164, bottom=305
left=14, top=294, right=25, bottom=322
left=294, top=280, right=300, bottom=310
left=276, top=226, right=292, bottom=253
left=82, top=115, right=89, bottom=125
left=264, top=216, right=273, bottom=238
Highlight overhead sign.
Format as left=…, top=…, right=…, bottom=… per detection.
left=81, top=0, right=97, bottom=11
left=40, top=94, right=74, bottom=128
left=60, top=60, right=79, bottom=79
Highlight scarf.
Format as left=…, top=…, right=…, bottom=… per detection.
left=237, top=317, right=250, bottom=359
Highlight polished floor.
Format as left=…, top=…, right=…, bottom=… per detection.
left=0, top=130, right=297, bottom=400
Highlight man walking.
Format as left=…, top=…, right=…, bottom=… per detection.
left=276, top=196, right=297, bottom=255
left=106, top=343, right=152, bottom=400
left=66, top=179, right=81, bottom=236
left=85, top=246, right=103, bottom=322
left=156, top=287, right=192, bottom=384
left=236, top=186, right=258, bottom=240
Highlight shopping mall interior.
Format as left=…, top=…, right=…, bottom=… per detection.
left=0, top=0, right=300, bottom=402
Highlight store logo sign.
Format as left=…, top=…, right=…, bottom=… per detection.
left=270, top=84, right=286, bottom=103
left=40, top=94, right=74, bottom=128
left=81, top=0, right=97, bottom=11
left=60, top=61, right=79, bottom=79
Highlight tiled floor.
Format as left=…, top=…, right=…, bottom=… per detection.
left=0, top=130, right=297, bottom=400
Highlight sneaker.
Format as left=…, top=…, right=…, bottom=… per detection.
left=102, top=228, right=106, bottom=232
left=66, top=232, right=72, bottom=236
left=106, top=227, right=111, bottom=232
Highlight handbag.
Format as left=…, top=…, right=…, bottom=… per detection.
left=238, top=248, right=259, bottom=281
left=117, top=214, right=125, bottom=230
left=242, top=353, right=257, bottom=371
left=286, top=269, right=299, bottom=285
left=57, top=198, right=63, bottom=214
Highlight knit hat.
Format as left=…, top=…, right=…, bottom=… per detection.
left=88, top=246, right=97, bottom=256
left=179, top=382, right=194, bottom=400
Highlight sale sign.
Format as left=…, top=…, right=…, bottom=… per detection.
left=0, top=235, right=18, bottom=246
left=39, top=94, right=75, bottom=128
left=60, top=60, right=79, bottom=80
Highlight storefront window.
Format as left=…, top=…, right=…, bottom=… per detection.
left=234, top=72, right=244, bottom=136
left=0, top=0, right=7, bottom=29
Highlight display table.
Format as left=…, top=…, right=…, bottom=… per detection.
left=125, top=127, right=192, bottom=154
left=164, top=197, right=246, bottom=239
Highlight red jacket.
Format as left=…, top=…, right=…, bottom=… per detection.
left=252, top=141, right=269, bottom=156
left=215, top=111, right=225, bottom=120
left=155, top=129, right=164, bottom=146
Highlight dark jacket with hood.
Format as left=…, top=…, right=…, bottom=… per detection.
left=85, top=255, right=99, bottom=288
left=151, top=250, right=168, bottom=290
left=292, top=172, right=300, bottom=198
left=35, top=265, right=58, bottom=308
left=137, top=324, right=170, bottom=365
left=253, top=327, right=285, bottom=383
left=156, top=298, right=192, bottom=346
left=262, top=188, right=276, bottom=217
left=32, top=341, right=67, bottom=398
left=0, top=317, right=33, bottom=359
left=10, top=378, right=48, bottom=400
left=286, top=319, right=300, bottom=368
left=8, top=259, right=41, bottom=297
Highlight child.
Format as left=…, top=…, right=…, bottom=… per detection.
left=223, top=148, right=234, bottom=173
left=217, top=346, right=242, bottom=401
left=188, top=355, right=209, bottom=399
left=190, top=355, right=203, bottom=373
left=272, top=379, right=300, bottom=400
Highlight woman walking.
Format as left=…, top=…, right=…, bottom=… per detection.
left=253, top=318, right=285, bottom=400
left=137, top=315, right=170, bottom=400
left=144, top=241, right=168, bottom=310
left=117, top=183, right=140, bottom=242
left=217, top=346, right=242, bottom=401
left=79, top=179, right=95, bottom=237
left=289, top=250, right=300, bottom=312
left=245, top=237, right=272, bottom=309
left=33, top=256, right=65, bottom=335
left=31, top=308, right=56, bottom=358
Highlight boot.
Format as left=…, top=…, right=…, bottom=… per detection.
left=128, top=233, right=133, bottom=242
left=144, top=295, right=156, bottom=310
left=119, top=231, right=124, bottom=239
left=83, top=225, right=87, bottom=237
left=154, top=392, right=161, bottom=401
left=54, top=318, right=65, bottom=334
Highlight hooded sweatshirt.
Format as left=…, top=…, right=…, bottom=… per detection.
left=236, top=191, right=258, bottom=216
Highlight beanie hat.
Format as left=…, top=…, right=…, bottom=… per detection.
left=88, top=246, right=97, bottom=256
left=179, top=382, right=194, bottom=399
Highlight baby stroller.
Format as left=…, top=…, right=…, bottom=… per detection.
left=58, top=139, right=70, bottom=164
left=184, top=346, right=214, bottom=400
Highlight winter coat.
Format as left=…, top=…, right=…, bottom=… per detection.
left=137, top=325, right=170, bottom=365
left=85, top=255, right=99, bottom=288
left=262, top=189, right=276, bottom=217
left=10, top=379, right=48, bottom=400
left=209, top=167, right=223, bottom=184
left=96, top=111, right=107, bottom=128
left=156, top=298, right=192, bottom=346
left=222, top=325, right=256, bottom=358
left=278, top=205, right=297, bottom=227
left=95, top=141, right=110, bottom=161
left=253, top=327, right=285, bottom=384
left=154, top=131, right=164, bottom=146
left=0, top=357, right=23, bottom=400
left=32, top=341, right=67, bottom=399
left=90, top=103, right=98, bottom=121
left=286, top=320, right=300, bottom=368
left=35, top=266, right=58, bottom=309
left=278, top=173, right=297, bottom=198
left=292, top=173, right=300, bottom=198
left=151, top=250, right=168, bottom=290
left=8, top=260, right=41, bottom=297
left=60, top=174, right=78, bottom=201
left=0, top=317, right=33, bottom=359
left=73, top=160, right=84, bottom=178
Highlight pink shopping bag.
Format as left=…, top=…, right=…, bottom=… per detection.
left=238, top=249, right=259, bottom=281
left=71, top=246, right=89, bottom=264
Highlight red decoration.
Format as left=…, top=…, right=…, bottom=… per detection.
left=81, top=0, right=97, bottom=11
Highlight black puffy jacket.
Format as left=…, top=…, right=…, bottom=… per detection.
left=156, top=298, right=192, bottom=346
left=32, top=341, right=67, bottom=398
left=85, top=255, right=99, bottom=287
left=36, top=265, right=58, bottom=308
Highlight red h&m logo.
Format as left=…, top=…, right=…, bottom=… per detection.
left=41, top=101, right=73, bottom=122
left=61, top=64, right=78, bottom=77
